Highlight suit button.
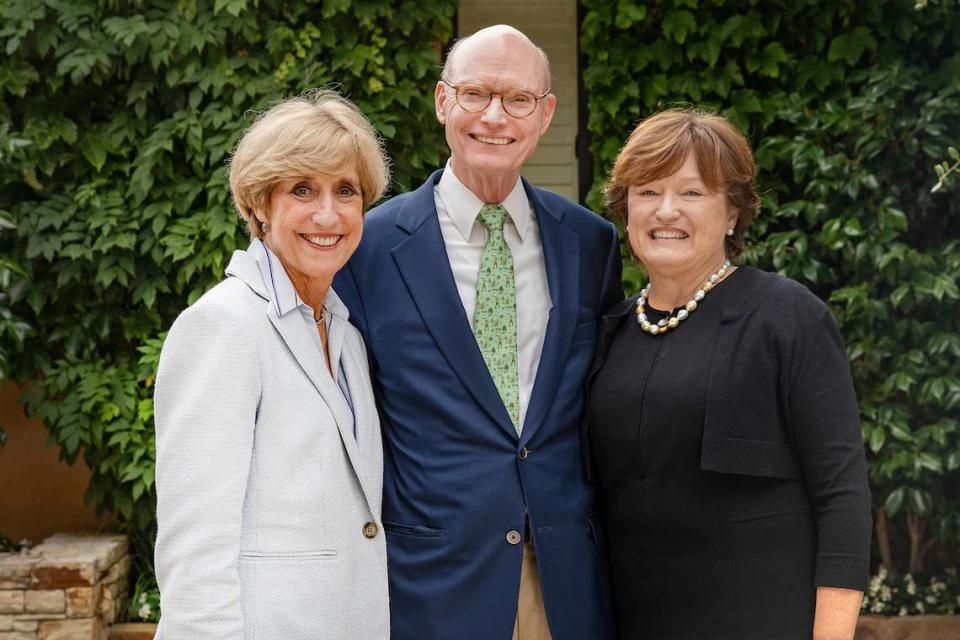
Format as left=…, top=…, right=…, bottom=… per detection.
left=506, top=529, right=522, bottom=545
left=363, top=522, right=378, bottom=539
left=518, top=447, right=529, bottom=461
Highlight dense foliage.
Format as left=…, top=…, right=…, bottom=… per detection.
left=0, top=0, right=455, bottom=586
left=581, top=0, right=960, bottom=575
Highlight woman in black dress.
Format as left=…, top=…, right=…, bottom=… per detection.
left=585, top=109, right=871, bottom=640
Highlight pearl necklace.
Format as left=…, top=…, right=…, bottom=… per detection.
left=636, top=260, right=731, bottom=335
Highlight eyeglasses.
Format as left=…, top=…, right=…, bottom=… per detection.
left=440, top=78, right=551, bottom=118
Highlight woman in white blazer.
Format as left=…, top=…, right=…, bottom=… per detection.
left=153, top=90, right=391, bottom=640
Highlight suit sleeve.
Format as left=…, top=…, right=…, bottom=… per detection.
left=153, top=300, right=260, bottom=639
left=786, top=291, right=872, bottom=591
left=597, top=223, right=625, bottom=315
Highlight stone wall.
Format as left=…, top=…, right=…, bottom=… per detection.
left=0, top=533, right=128, bottom=640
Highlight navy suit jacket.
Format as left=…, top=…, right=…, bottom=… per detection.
left=335, top=170, right=623, bottom=640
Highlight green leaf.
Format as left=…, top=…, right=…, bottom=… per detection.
left=827, top=27, right=877, bottom=65
left=662, top=10, right=697, bottom=45
left=614, top=1, right=646, bottom=29
left=78, top=135, right=108, bottom=172
left=885, top=487, right=905, bottom=516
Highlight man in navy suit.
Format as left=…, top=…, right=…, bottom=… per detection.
left=335, top=24, right=622, bottom=640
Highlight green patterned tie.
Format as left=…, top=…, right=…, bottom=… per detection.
left=475, top=203, right=521, bottom=433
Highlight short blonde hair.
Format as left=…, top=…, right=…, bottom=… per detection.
left=606, top=108, right=760, bottom=259
left=229, top=89, right=390, bottom=238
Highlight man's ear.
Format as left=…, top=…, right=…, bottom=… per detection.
left=539, top=93, right=557, bottom=135
left=435, top=81, right=448, bottom=125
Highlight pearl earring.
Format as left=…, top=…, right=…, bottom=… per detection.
left=260, top=220, right=270, bottom=234
left=726, top=228, right=734, bottom=236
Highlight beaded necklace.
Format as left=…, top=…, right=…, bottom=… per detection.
left=636, top=260, right=732, bottom=335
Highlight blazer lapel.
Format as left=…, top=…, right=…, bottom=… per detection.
left=339, top=331, right=381, bottom=516
left=227, top=247, right=377, bottom=512
left=390, top=171, right=517, bottom=438
left=520, top=182, right=580, bottom=444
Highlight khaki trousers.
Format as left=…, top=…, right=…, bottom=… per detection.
left=512, top=541, right=552, bottom=640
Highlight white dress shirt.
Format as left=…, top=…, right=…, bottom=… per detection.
left=434, top=161, right=552, bottom=432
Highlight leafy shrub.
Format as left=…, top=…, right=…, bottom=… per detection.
left=581, top=0, right=960, bottom=576
left=861, top=566, right=960, bottom=615
left=0, top=0, right=456, bottom=608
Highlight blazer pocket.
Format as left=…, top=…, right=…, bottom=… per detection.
left=238, top=549, right=337, bottom=561
left=706, top=435, right=803, bottom=480
left=571, top=320, right=598, bottom=344
left=382, top=520, right=445, bottom=538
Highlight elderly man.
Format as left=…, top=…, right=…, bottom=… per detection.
left=335, top=25, right=621, bottom=640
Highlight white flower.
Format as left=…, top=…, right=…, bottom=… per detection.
left=139, top=593, right=147, bottom=604
left=916, top=601, right=925, bottom=613
left=138, top=603, right=152, bottom=620
left=881, top=586, right=892, bottom=601
left=878, top=566, right=888, bottom=580
left=899, top=606, right=908, bottom=616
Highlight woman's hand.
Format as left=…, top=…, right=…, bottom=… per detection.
left=813, top=586, right=863, bottom=640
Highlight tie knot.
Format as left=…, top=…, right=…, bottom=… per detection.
left=478, top=204, right=509, bottom=234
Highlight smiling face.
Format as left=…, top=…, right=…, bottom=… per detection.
left=259, top=170, right=363, bottom=306
left=435, top=30, right=556, bottom=202
left=627, top=154, right=737, bottom=282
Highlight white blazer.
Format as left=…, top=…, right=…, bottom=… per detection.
left=153, top=243, right=388, bottom=640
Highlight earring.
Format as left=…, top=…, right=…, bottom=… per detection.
left=726, top=228, right=734, bottom=236
left=260, top=220, right=270, bottom=234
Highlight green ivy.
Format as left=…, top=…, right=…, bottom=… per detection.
left=581, top=0, right=960, bottom=574
left=0, top=0, right=455, bottom=599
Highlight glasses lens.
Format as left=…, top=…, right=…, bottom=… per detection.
left=456, top=85, right=491, bottom=112
left=502, top=90, right=537, bottom=117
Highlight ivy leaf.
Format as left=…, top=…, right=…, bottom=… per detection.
left=614, top=1, right=646, bottom=29
left=827, top=27, right=877, bottom=65
left=662, top=10, right=697, bottom=45
left=78, top=134, right=108, bottom=172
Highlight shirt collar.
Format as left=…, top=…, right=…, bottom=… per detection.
left=250, top=238, right=349, bottom=322
left=437, top=159, right=532, bottom=241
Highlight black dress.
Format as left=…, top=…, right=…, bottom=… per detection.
left=587, top=268, right=825, bottom=640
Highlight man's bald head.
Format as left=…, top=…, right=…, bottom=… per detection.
left=441, top=25, right=551, bottom=93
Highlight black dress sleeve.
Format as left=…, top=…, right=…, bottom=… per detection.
left=785, top=286, right=872, bottom=591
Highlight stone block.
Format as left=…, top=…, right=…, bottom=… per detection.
left=0, top=592, right=23, bottom=614
left=0, top=631, right=36, bottom=640
left=31, top=563, right=96, bottom=589
left=0, top=616, right=10, bottom=631
left=97, top=586, right=122, bottom=624
left=25, top=589, right=65, bottom=614
left=11, top=619, right=37, bottom=632
left=100, top=557, right=130, bottom=588
left=30, top=534, right=127, bottom=575
left=12, top=614, right=65, bottom=622
left=66, top=585, right=101, bottom=618
left=0, top=556, right=35, bottom=590
left=38, top=617, right=100, bottom=640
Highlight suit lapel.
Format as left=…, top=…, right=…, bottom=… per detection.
left=391, top=171, right=517, bottom=438
left=520, top=182, right=580, bottom=444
